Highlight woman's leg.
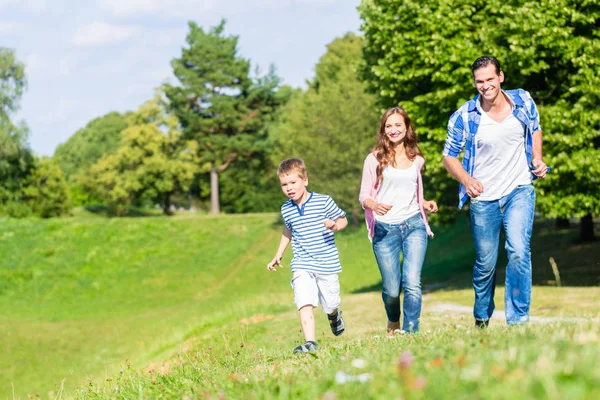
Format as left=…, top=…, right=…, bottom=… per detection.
left=401, top=222, right=428, bottom=332
left=372, top=222, right=402, bottom=327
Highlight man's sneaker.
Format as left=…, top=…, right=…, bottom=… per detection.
left=293, top=341, right=317, bottom=354
left=475, top=319, right=489, bottom=329
left=328, top=310, right=345, bottom=336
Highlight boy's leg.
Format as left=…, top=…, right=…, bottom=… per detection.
left=291, top=271, right=318, bottom=351
left=298, top=305, right=316, bottom=342
left=316, top=273, right=344, bottom=336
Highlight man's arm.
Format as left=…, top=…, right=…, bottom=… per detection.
left=443, top=156, right=484, bottom=198
left=531, top=130, right=548, bottom=178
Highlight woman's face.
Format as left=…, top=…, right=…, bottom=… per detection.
left=384, top=113, right=407, bottom=144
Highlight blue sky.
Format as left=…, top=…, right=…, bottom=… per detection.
left=1, top=0, right=361, bottom=156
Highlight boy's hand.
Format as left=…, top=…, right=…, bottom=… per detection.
left=267, top=255, right=283, bottom=271
left=424, top=200, right=438, bottom=213
left=323, top=219, right=336, bottom=231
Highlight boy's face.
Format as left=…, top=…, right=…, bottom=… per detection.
left=279, top=171, right=308, bottom=204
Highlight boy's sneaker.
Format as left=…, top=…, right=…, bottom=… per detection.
left=328, top=310, right=345, bottom=336
left=293, top=341, right=317, bottom=354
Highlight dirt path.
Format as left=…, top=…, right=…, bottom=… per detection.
left=428, top=302, right=600, bottom=323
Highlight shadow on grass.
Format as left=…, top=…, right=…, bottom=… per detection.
left=83, top=204, right=164, bottom=218
left=352, top=217, right=600, bottom=294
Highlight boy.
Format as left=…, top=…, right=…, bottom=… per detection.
left=267, top=158, right=348, bottom=354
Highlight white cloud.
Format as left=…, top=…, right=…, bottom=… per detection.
left=23, top=52, right=79, bottom=79
left=0, top=0, right=47, bottom=12
left=100, top=0, right=342, bottom=17
left=37, top=97, right=79, bottom=124
left=99, top=0, right=202, bottom=17
left=0, top=0, right=19, bottom=9
left=72, top=22, right=140, bottom=46
left=0, top=21, right=23, bottom=35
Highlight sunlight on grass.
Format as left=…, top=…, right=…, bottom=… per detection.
left=0, top=214, right=598, bottom=399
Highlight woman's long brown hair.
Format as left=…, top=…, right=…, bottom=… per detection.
left=373, top=107, right=424, bottom=188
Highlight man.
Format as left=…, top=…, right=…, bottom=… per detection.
left=442, top=56, right=548, bottom=327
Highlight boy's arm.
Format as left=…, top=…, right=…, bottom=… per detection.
left=267, top=226, right=292, bottom=271
left=324, top=216, right=348, bottom=232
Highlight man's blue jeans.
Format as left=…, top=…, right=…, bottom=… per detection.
left=372, top=213, right=428, bottom=332
left=469, top=184, right=535, bottom=325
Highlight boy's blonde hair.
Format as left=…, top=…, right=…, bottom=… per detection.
left=277, top=158, right=307, bottom=179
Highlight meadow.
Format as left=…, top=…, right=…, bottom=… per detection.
left=0, top=212, right=598, bottom=399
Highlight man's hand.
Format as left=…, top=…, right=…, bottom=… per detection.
left=424, top=200, right=438, bottom=213
left=531, top=158, right=548, bottom=178
left=267, top=255, right=283, bottom=271
left=463, top=176, right=484, bottom=198
left=372, top=202, right=393, bottom=216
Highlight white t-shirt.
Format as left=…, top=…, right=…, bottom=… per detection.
left=473, top=103, right=532, bottom=201
left=375, top=163, right=420, bottom=224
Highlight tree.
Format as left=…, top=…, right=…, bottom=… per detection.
left=359, top=0, right=600, bottom=238
left=88, top=97, right=199, bottom=215
left=270, top=33, right=379, bottom=223
left=54, top=112, right=129, bottom=180
left=23, top=158, right=71, bottom=218
left=0, top=48, right=34, bottom=208
left=165, top=20, right=283, bottom=214
left=0, top=48, right=26, bottom=121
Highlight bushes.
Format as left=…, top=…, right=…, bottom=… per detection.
left=0, top=157, right=71, bottom=218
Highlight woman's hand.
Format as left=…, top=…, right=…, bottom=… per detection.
left=372, top=202, right=393, bottom=216
left=424, top=200, right=438, bottom=213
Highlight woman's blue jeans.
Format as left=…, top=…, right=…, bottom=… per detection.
left=372, top=213, right=428, bottom=332
left=469, top=184, right=535, bottom=325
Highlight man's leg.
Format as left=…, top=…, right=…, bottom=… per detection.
left=470, top=199, right=502, bottom=324
left=501, top=184, right=535, bottom=325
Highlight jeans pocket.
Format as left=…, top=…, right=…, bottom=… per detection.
left=373, top=223, right=388, bottom=242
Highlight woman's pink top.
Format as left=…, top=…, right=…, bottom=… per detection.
left=359, top=152, right=434, bottom=241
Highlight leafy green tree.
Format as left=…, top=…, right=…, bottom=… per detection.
left=270, top=33, right=379, bottom=223
left=23, top=158, right=71, bottom=218
left=359, top=0, right=600, bottom=238
left=216, top=82, right=295, bottom=213
left=0, top=48, right=34, bottom=208
left=165, top=20, right=284, bottom=214
left=88, top=97, right=199, bottom=215
left=54, top=112, right=129, bottom=180
left=0, top=48, right=26, bottom=120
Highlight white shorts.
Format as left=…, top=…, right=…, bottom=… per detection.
left=291, top=270, right=341, bottom=314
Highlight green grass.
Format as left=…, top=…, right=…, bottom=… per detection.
left=0, top=214, right=598, bottom=399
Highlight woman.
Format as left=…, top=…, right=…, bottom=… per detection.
left=359, top=107, right=437, bottom=335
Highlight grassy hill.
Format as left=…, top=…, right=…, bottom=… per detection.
left=0, top=213, right=598, bottom=399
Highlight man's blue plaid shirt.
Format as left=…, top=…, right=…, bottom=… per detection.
left=443, top=89, right=541, bottom=209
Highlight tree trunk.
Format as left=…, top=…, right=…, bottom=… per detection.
left=580, top=213, right=595, bottom=242
left=210, top=162, right=220, bottom=214
left=555, top=217, right=570, bottom=229
left=163, top=193, right=172, bottom=216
